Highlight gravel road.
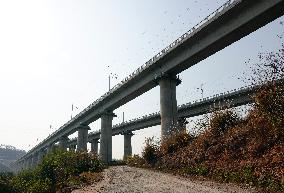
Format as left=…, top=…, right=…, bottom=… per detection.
left=72, top=166, right=257, bottom=193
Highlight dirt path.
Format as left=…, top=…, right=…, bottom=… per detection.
left=72, top=166, right=257, bottom=193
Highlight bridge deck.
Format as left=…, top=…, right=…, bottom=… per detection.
left=18, top=0, right=284, bottom=161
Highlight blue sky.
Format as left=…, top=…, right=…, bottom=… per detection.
left=0, top=0, right=283, bottom=159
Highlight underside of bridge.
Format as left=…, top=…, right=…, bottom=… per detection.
left=14, top=0, right=284, bottom=170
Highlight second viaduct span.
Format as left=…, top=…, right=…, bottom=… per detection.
left=15, top=0, right=284, bottom=168
left=17, top=81, right=279, bottom=170
left=67, top=84, right=256, bottom=157
left=19, top=84, right=257, bottom=169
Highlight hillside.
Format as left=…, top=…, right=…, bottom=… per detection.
left=0, top=162, right=11, bottom=172
left=126, top=80, right=284, bottom=193
left=0, top=145, right=25, bottom=172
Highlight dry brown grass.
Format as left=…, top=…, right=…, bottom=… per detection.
left=127, top=82, right=284, bottom=192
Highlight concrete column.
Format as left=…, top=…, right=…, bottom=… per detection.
left=25, top=158, right=31, bottom=169
left=158, top=75, right=181, bottom=140
left=100, top=112, right=116, bottom=163
left=18, top=162, right=22, bottom=171
left=77, top=125, right=90, bottom=151
left=37, top=150, right=44, bottom=164
left=69, top=144, right=76, bottom=151
left=46, top=144, right=53, bottom=154
left=23, top=161, right=26, bottom=170
left=90, top=139, right=99, bottom=154
left=123, top=132, right=133, bottom=160
left=17, top=162, right=21, bottom=171
left=59, top=136, right=69, bottom=150
left=20, top=162, right=23, bottom=171
left=22, top=160, right=27, bottom=170
left=22, top=161, right=25, bottom=170
left=32, top=154, right=38, bottom=168
left=52, top=144, right=58, bottom=151
left=18, top=163, right=21, bottom=172
left=29, top=157, right=33, bottom=168
left=27, top=157, right=32, bottom=169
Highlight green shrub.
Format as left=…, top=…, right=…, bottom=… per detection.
left=0, top=172, right=15, bottom=193
left=25, top=179, right=52, bottom=193
left=11, top=169, right=52, bottom=193
left=10, top=150, right=105, bottom=193
left=242, top=166, right=254, bottom=183
left=195, top=165, right=209, bottom=176
left=227, top=171, right=241, bottom=183
left=253, top=81, right=284, bottom=138
left=12, top=169, right=37, bottom=192
left=142, top=137, right=159, bottom=166
left=181, top=165, right=208, bottom=176
left=37, top=149, right=105, bottom=191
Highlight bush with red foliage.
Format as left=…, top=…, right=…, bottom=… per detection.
left=209, top=110, right=241, bottom=136
left=160, top=131, right=194, bottom=156
left=253, top=80, right=284, bottom=138
left=128, top=42, right=284, bottom=192
left=128, top=83, right=284, bottom=192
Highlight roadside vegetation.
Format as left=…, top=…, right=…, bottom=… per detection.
left=0, top=149, right=105, bottom=193
left=127, top=80, right=284, bottom=193
left=127, top=44, right=284, bottom=192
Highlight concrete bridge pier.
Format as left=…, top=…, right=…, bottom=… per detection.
left=22, top=161, right=26, bottom=170
left=90, top=139, right=99, bottom=154
left=23, top=160, right=28, bottom=170
left=23, top=161, right=27, bottom=170
left=18, top=161, right=22, bottom=170
left=69, top=144, right=76, bottom=151
left=52, top=144, right=59, bottom=151
left=46, top=144, right=53, bottom=154
left=100, top=111, right=116, bottom=163
left=19, top=161, right=23, bottom=171
left=123, top=131, right=133, bottom=160
left=59, top=136, right=69, bottom=150
left=37, top=150, right=44, bottom=164
left=32, top=153, right=38, bottom=168
left=77, top=125, right=90, bottom=151
left=27, top=157, right=32, bottom=169
left=17, top=164, right=21, bottom=172
left=158, top=75, right=181, bottom=140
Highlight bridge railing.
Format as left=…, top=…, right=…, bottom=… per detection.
left=27, top=82, right=256, bottom=157
left=21, top=77, right=283, bottom=162
left=39, top=81, right=263, bottom=153
left=62, top=0, right=241, bottom=127
left=94, top=82, right=258, bottom=134
left=18, top=0, right=242, bottom=161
